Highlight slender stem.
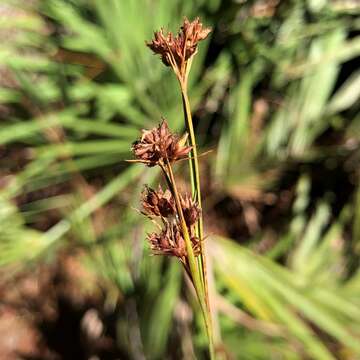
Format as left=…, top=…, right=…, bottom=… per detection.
left=164, top=161, right=215, bottom=359
left=176, top=73, right=215, bottom=358
left=180, top=81, right=209, bottom=307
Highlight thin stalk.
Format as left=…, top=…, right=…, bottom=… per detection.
left=177, top=73, right=215, bottom=358
left=179, top=79, right=209, bottom=308
left=164, top=161, right=215, bottom=360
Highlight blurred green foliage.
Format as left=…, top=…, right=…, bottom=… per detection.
left=0, top=0, right=360, bottom=358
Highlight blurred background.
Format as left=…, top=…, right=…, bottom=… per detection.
left=0, top=0, right=360, bottom=359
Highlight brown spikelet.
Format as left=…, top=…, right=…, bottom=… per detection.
left=146, top=17, right=211, bottom=74
left=180, top=193, right=201, bottom=226
left=181, top=17, right=212, bottom=59
left=141, top=185, right=175, bottom=218
left=131, top=120, right=191, bottom=166
left=147, top=223, right=200, bottom=258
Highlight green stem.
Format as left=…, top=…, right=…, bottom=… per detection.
left=178, top=79, right=215, bottom=359
left=180, top=82, right=208, bottom=300
left=164, top=162, right=215, bottom=359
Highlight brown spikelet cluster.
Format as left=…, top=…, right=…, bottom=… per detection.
left=141, top=185, right=201, bottom=260
left=148, top=224, right=186, bottom=257
left=132, top=120, right=192, bottom=167
left=181, top=193, right=201, bottom=226
left=141, top=185, right=175, bottom=218
left=148, top=223, right=200, bottom=258
left=146, top=17, right=211, bottom=79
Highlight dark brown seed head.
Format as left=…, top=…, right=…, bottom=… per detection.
left=146, top=17, right=211, bottom=72
left=147, top=227, right=173, bottom=255
left=141, top=185, right=175, bottom=218
left=132, top=120, right=191, bottom=166
left=181, top=193, right=201, bottom=226
left=181, top=17, right=212, bottom=60
left=147, top=223, right=200, bottom=258
left=147, top=224, right=185, bottom=258
left=132, top=120, right=172, bottom=166
left=146, top=29, right=175, bottom=67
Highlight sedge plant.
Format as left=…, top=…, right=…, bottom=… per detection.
left=130, top=17, right=215, bottom=359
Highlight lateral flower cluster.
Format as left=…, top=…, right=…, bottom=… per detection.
left=143, top=187, right=201, bottom=259
left=146, top=17, right=211, bottom=80
left=132, top=121, right=201, bottom=262
left=132, top=120, right=191, bottom=167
